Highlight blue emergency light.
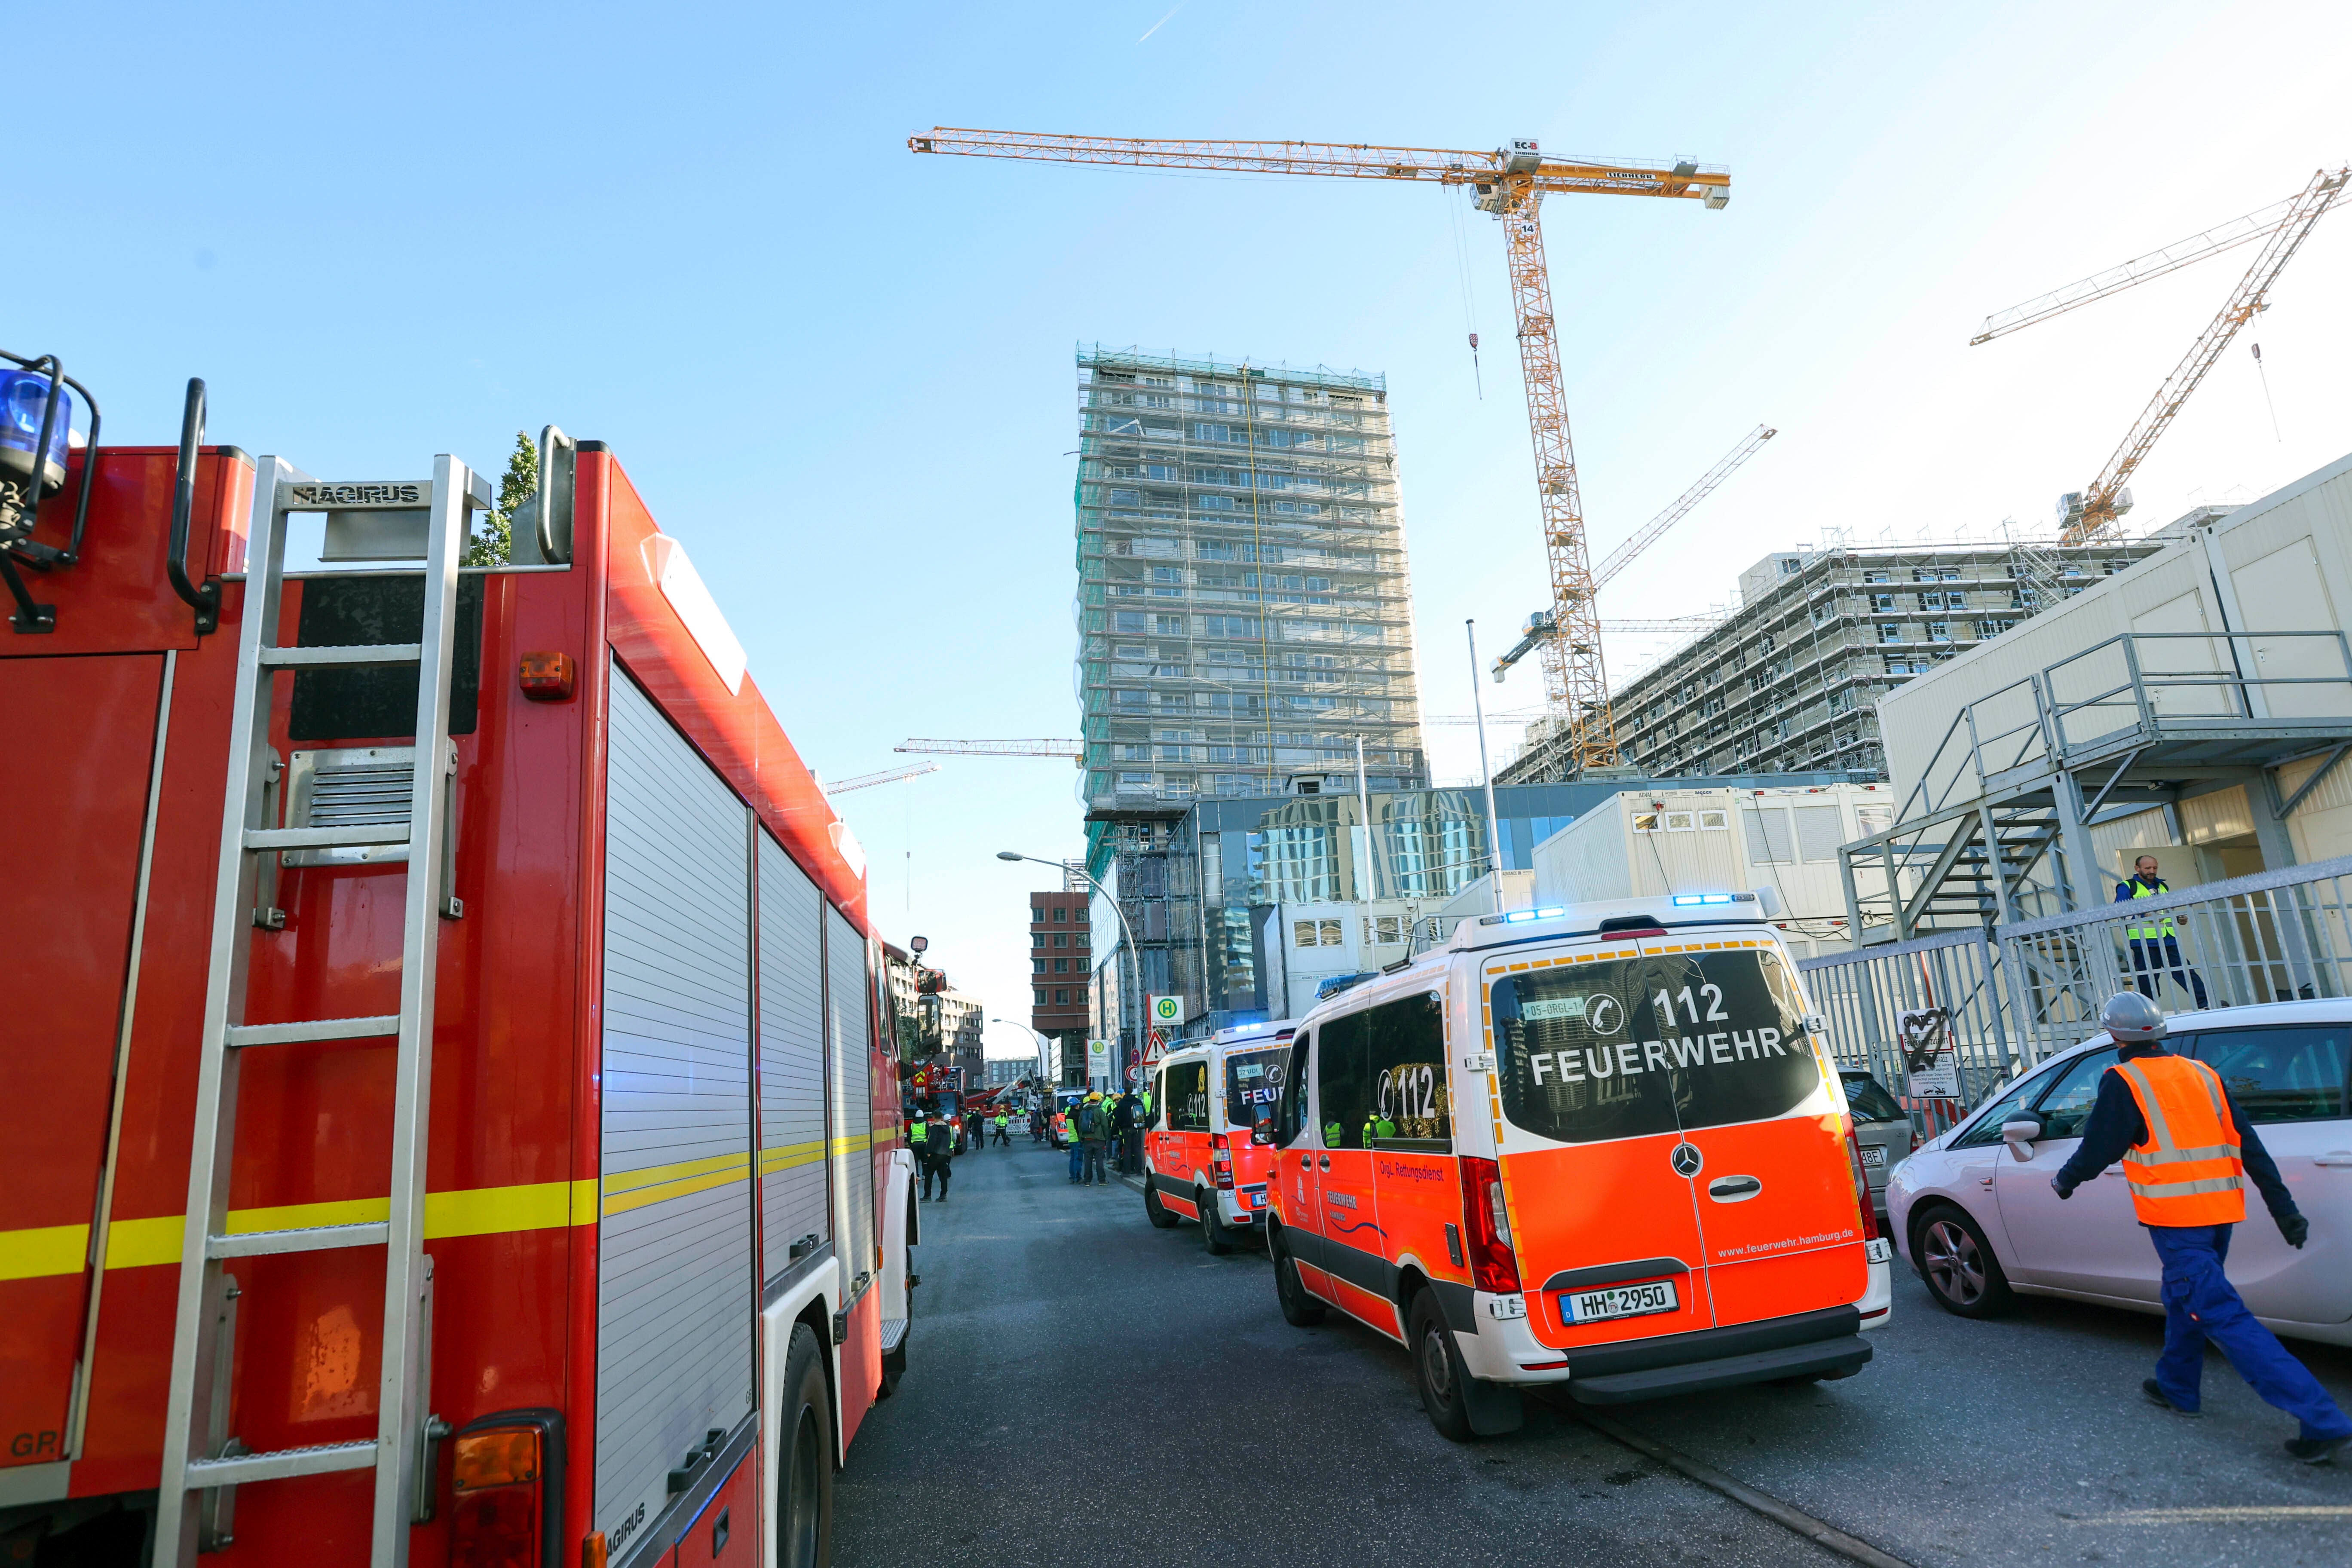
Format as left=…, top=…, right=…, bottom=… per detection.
left=1672, top=894, right=1737, bottom=906
left=1, top=367, right=72, bottom=494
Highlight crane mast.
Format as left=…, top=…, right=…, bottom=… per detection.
left=910, top=127, right=1728, bottom=774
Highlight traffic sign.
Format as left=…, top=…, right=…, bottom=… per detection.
left=1127, top=1065, right=1143, bottom=1086
left=1149, top=994, right=1183, bottom=1026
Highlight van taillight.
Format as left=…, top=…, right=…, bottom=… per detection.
left=450, top=1409, right=562, bottom=1568
left=1210, top=1133, right=1235, bottom=1189
left=1458, top=1156, right=1521, bottom=1294
left=1841, top=1119, right=1880, bottom=1242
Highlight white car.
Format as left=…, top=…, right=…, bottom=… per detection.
left=1887, top=999, right=2352, bottom=1345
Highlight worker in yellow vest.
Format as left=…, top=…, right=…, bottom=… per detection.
left=2053, top=992, right=2346, bottom=1463
left=2114, top=854, right=2209, bottom=1008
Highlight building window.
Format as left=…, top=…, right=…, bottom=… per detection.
left=1053, top=959, right=1069, bottom=974
left=1032, top=959, right=1047, bottom=974
left=1052, top=933, right=1069, bottom=947
left=1032, top=933, right=1045, bottom=948
left=1665, top=810, right=1694, bottom=831
left=1054, top=906, right=1068, bottom=921
left=1054, top=989, right=1070, bottom=1004
left=1035, top=989, right=1047, bottom=1005
left=1699, top=809, right=1730, bottom=831
left=1633, top=811, right=1661, bottom=832
left=1878, top=624, right=1904, bottom=643
left=1926, top=622, right=1951, bottom=642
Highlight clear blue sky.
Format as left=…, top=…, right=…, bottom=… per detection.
left=27, top=1, right=2351, bottom=1050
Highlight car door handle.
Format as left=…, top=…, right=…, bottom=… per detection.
left=1318, top=1155, right=1332, bottom=1171
left=2314, top=1152, right=2352, bottom=1167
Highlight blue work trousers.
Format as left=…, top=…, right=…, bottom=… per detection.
left=2129, top=934, right=2209, bottom=1008
left=2147, top=1223, right=2351, bottom=1441
left=1068, top=1140, right=1085, bottom=1182
left=1082, top=1140, right=1107, bottom=1185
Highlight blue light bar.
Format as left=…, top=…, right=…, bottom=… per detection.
left=1672, top=894, right=1736, bottom=906
left=0, top=369, right=73, bottom=491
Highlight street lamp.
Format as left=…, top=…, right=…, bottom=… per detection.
left=997, top=849, right=1142, bottom=1091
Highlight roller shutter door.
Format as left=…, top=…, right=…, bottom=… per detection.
left=827, top=907, right=876, bottom=1291
left=594, top=664, right=754, bottom=1550
left=758, top=830, right=830, bottom=1286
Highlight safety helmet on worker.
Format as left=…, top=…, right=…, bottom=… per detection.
left=2101, top=990, right=2168, bottom=1044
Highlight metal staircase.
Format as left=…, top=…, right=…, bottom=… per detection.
left=154, top=457, right=485, bottom=1565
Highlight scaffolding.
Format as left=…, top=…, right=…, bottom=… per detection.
left=1501, top=532, right=2173, bottom=785
left=1073, top=345, right=1430, bottom=845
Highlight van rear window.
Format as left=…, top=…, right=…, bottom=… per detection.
left=1224, top=1048, right=1286, bottom=1128
left=1491, top=949, right=1822, bottom=1145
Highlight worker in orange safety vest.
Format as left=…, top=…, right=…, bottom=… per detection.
left=2053, top=991, right=2349, bottom=1464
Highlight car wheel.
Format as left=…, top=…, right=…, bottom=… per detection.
left=1143, top=1181, right=1179, bottom=1230
left=776, top=1323, right=833, bottom=1568
left=1913, top=1204, right=2015, bottom=1318
left=1200, top=1188, right=1234, bottom=1255
left=1409, top=1290, right=1479, bottom=1442
left=1271, top=1228, right=1325, bottom=1327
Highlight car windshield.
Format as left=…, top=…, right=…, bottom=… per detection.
left=1224, top=1047, right=1286, bottom=1128
left=1491, top=947, right=1823, bottom=1145
left=1839, top=1072, right=1906, bottom=1123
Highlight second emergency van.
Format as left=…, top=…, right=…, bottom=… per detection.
left=1144, top=1021, right=1296, bottom=1252
left=1265, top=895, right=1892, bottom=1439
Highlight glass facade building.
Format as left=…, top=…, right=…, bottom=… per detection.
left=1073, top=345, right=1428, bottom=818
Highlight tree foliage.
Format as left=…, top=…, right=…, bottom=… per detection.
left=462, top=432, right=540, bottom=567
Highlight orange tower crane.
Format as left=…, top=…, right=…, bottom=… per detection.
left=1974, top=165, right=2348, bottom=543
left=909, top=129, right=1730, bottom=772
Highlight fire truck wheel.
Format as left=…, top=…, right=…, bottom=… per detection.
left=1409, top=1289, right=1483, bottom=1443
left=778, top=1323, right=834, bottom=1568
left=1271, top=1228, right=1325, bottom=1327
left=1911, top=1203, right=2015, bottom=1318
left=1144, top=1181, right=1179, bottom=1229
left=1199, top=1188, right=1235, bottom=1255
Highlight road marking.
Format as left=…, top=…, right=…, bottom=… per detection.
left=2067, top=1507, right=2352, bottom=1524
left=1562, top=1405, right=1915, bottom=1568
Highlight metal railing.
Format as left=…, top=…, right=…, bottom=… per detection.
left=1798, top=930, right=2013, bottom=1138
left=2042, top=630, right=2352, bottom=754
left=1996, top=851, right=2352, bottom=1059
left=1804, top=853, right=2352, bottom=1127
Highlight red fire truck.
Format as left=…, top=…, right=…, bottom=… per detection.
left=0, top=365, right=918, bottom=1567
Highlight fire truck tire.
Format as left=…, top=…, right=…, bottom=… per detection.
left=1144, top=1181, right=1179, bottom=1229
left=1198, top=1187, right=1235, bottom=1254
left=1271, top=1228, right=1326, bottom=1327
left=1409, top=1289, right=1522, bottom=1441
left=777, top=1323, right=834, bottom=1568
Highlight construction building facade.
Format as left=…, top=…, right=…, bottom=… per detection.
left=1073, top=345, right=1430, bottom=839
left=1502, top=530, right=2183, bottom=785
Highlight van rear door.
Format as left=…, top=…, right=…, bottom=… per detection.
left=1485, top=934, right=1863, bottom=1347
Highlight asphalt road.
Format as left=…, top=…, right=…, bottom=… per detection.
left=833, top=1139, right=2352, bottom=1568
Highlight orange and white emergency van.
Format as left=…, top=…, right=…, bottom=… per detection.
left=1142, top=1021, right=1294, bottom=1253
left=1264, top=895, right=1892, bottom=1440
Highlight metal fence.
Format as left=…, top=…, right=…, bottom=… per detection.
left=1996, top=851, right=2352, bottom=1059
left=1802, top=853, right=2352, bottom=1132
left=1797, top=929, right=2014, bottom=1137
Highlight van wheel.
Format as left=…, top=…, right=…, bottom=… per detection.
left=1271, top=1229, right=1325, bottom=1327
left=777, top=1323, right=833, bottom=1568
left=1409, top=1291, right=1483, bottom=1442
left=1199, top=1188, right=1234, bottom=1255
left=1913, top=1204, right=2015, bottom=1318
left=1144, top=1181, right=1179, bottom=1230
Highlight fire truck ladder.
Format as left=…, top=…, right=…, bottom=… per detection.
left=154, top=457, right=487, bottom=1567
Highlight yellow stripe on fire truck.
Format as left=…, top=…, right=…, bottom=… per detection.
left=0, top=1137, right=867, bottom=1279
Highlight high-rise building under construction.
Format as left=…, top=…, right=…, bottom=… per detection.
left=1074, top=344, right=1428, bottom=815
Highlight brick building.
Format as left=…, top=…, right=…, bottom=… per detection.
left=1028, top=881, right=1092, bottom=1084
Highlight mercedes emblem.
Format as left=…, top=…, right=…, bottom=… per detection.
left=1669, top=1142, right=1704, bottom=1178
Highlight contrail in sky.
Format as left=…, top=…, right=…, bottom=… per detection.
left=1140, top=4, right=1183, bottom=41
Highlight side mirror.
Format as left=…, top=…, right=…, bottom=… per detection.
left=1253, top=1117, right=1276, bottom=1147
left=2000, top=1116, right=2043, bottom=1161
